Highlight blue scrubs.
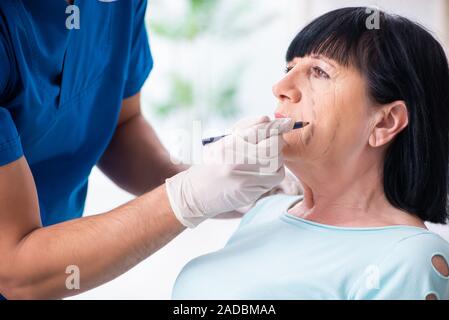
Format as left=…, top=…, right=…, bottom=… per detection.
left=0, top=0, right=153, bottom=227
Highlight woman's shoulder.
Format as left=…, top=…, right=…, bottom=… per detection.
left=382, top=231, right=449, bottom=270
left=391, top=231, right=449, bottom=254
left=350, top=231, right=449, bottom=299
left=388, top=231, right=449, bottom=278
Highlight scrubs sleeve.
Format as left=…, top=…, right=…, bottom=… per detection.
left=350, top=233, right=449, bottom=300
left=0, top=39, right=23, bottom=166
left=123, top=0, right=153, bottom=98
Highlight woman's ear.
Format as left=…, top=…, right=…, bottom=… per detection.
left=368, top=101, right=409, bottom=147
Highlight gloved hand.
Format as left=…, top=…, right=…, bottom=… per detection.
left=165, top=116, right=294, bottom=228
left=233, top=169, right=303, bottom=215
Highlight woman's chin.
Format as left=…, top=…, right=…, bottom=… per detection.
left=282, top=147, right=305, bottom=162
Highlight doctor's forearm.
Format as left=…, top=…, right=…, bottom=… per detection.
left=1, top=185, right=185, bottom=300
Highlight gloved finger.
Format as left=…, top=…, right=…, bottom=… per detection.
left=220, top=134, right=284, bottom=165
left=227, top=153, right=284, bottom=172
left=228, top=133, right=285, bottom=158
left=255, top=134, right=285, bottom=159
left=228, top=162, right=285, bottom=180
left=229, top=116, right=270, bottom=133
left=205, top=134, right=259, bottom=165
left=229, top=146, right=285, bottom=173
left=257, top=165, right=286, bottom=185
left=263, top=118, right=295, bottom=136
left=234, top=118, right=294, bottom=143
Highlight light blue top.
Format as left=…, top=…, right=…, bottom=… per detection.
left=172, top=194, right=449, bottom=300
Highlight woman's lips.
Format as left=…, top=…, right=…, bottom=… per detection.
left=274, top=112, right=288, bottom=119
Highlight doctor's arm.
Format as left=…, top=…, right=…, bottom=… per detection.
left=98, top=92, right=187, bottom=196
left=0, top=113, right=291, bottom=299
left=0, top=157, right=185, bottom=299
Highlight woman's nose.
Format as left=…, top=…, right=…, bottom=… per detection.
left=272, top=77, right=301, bottom=104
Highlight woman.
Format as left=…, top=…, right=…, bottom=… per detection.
left=172, top=7, right=449, bottom=300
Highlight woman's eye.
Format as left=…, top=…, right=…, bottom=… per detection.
left=285, top=66, right=293, bottom=74
left=312, top=66, right=330, bottom=79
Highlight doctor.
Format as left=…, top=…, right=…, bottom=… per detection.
left=0, top=0, right=292, bottom=299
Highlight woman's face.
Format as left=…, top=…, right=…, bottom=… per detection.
left=273, top=55, right=375, bottom=165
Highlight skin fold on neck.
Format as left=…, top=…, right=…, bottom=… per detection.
left=286, top=159, right=427, bottom=229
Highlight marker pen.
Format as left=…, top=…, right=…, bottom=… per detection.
left=201, top=121, right=309, bottom=145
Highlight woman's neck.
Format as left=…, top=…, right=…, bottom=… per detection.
left=286, top=159, right=427, bottom=229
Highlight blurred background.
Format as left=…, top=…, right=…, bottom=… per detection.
left=69, top=0, right=449, bottom=299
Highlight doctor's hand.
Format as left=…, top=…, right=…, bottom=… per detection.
left=165, top=116, right=294, bottom=228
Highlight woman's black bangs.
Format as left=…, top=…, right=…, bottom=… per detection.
left=286, top=7, right=373, bottom=67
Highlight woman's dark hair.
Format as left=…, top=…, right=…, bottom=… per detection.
left=286, top=7, right=449, bottom=223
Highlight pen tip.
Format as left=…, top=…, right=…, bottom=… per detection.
left=292, top=121, right=310, bottom=129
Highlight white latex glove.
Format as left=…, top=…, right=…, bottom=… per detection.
left=165, top=116, right=294, bottom=228
left=234, top=169, right=303, bottom=214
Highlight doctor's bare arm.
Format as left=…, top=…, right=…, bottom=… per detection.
left=0, top=158, right=185, bottom=299
left=98, top=92, right=188, bottom=196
